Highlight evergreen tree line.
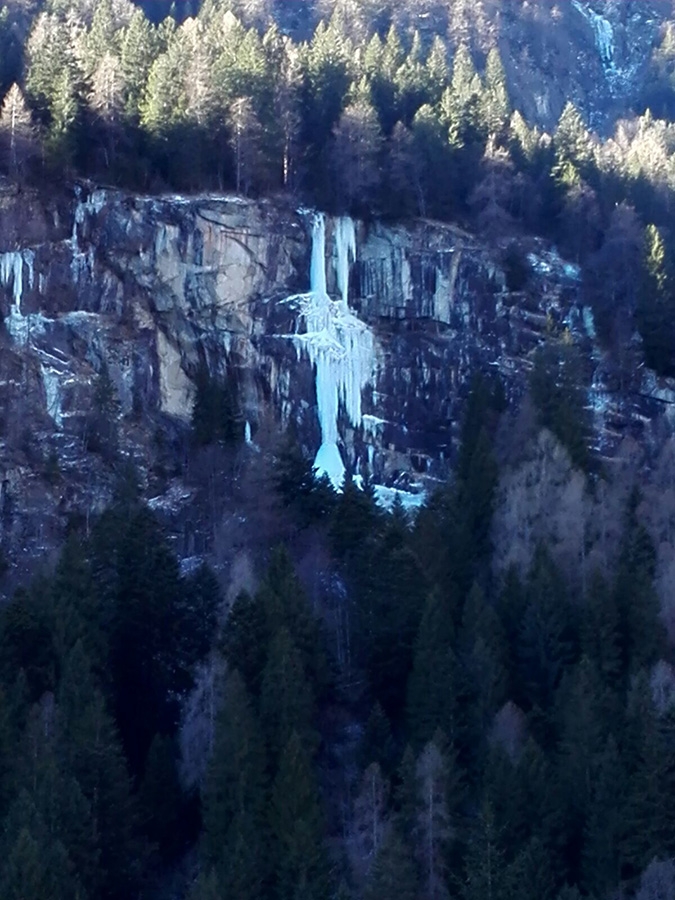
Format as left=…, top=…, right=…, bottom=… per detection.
left=0, top=479, right=220, bottom=899
left=196, top=375, right=675, bottom=900
left=3, top=0, right=675, bottom=374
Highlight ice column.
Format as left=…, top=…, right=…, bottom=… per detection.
left=335, top=217, right=356, bottom=312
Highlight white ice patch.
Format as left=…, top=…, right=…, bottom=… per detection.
left=287, top=213, right=375, bottom=490
left=313, top=441, right=346, bottom=489
left=374, top=484, right=426, bottom=514
left=40, top=365, right=63, bottom=428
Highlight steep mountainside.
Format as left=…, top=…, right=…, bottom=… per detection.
left=1, top=182, right=674, bottom=584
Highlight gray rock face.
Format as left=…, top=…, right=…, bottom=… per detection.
left=0, top=182, right=668, bottom=572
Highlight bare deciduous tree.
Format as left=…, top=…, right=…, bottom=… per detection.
left=0, top=83, right=38, bottom=180
left=415, top=739, right=451, bottom=900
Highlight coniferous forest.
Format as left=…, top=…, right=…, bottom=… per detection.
left=2, top=1, right=675, bottom=900
left=0, top=369, right=673, bottom=900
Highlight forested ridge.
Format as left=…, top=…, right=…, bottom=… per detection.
left=0, top=374, right=674, bottom=900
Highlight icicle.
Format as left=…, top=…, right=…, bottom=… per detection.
left=245, top=421, right=252, bottom=444
left=334, top=216, right=356, bottom=312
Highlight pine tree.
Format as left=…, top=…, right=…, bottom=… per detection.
left=361, top=508, right=427, bottom=717
left=517, top=547, right=576, bottom=712
left=228, top=95, right=265, bottom=195
left=614, top=490, right=666, bottom=675
left=258, top=545, right=328, bottom=695
left=188, top=868, right=222, bottom=900
left=352, top=762, right=390, bottom=882
left=138, top=734, right=183, bottom=860
left=554, top=102, right=593, bottom=174
left=59, top=650, right=143, bottom=899
left=504, top=836, right=556, bottom=900
left=623, top=703, right=675, bottom=872
left=121, top=8, right=158, bottom=120
left=203, top=671, right=268, bottom=900
left=269, top=731, right=328, bottom=900
left=581, top=736, right=625, bottom=897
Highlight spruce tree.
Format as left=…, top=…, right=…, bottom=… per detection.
left=269, top=731, right=328, bottom=900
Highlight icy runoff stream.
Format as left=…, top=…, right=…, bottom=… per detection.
left=291, top=213, right=375, bottom=490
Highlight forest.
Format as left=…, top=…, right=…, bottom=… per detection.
left=0, top=372, right=673, bottom=900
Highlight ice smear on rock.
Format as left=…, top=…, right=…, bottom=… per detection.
left=292, top=213, right=375, bottom=490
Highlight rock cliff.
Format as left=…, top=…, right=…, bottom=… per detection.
left=0, top=182, right=670, bottom=580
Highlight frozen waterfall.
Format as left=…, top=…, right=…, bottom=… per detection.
left=292, top=213, right=375, bottom=490
left=572, top=1, right=615, bottom=70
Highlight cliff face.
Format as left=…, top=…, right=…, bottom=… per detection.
left=0, top=183, right=670, bottom=576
